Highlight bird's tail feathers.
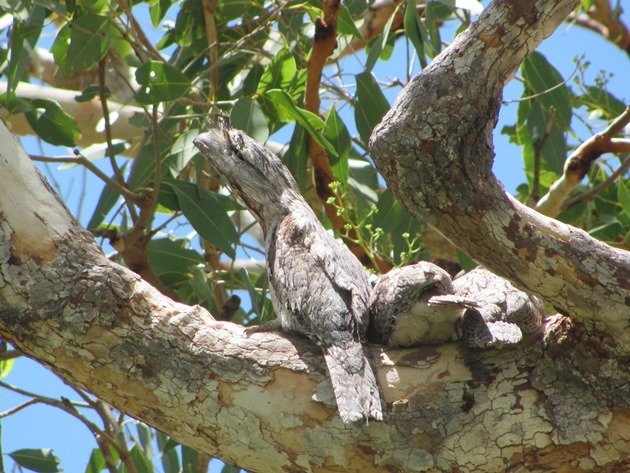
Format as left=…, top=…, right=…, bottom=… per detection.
left=323, top=341, right=384, bottom=424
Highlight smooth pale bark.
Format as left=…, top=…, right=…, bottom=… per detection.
left=370, top=0, right=630, bottom=354
left=1, top=0, right=629, bottom=471
left=0, top=81, right=145, bottom=146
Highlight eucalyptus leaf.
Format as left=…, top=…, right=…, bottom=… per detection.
left=9, top=448, right=61, bottom=473
left=164, top=181, right=239, bottom=258
left=24, top=99, right=81, bottom=146
left=354, top=72, right=390, bottom=145
left=230, top=97, right=269, bottom=143
left=135, top=61, right=192, bottom=104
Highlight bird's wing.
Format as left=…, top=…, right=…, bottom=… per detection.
left=268, top=212, right=370, bottom=345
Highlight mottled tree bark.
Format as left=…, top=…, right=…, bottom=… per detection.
left=1, top=0, right=629, bottom=471
left=370, top=0, right=630, bottom=354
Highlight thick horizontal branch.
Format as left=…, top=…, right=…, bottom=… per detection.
left=369, top=0, right=630, bottom=354
left=1, top=120, right=628, bottom=472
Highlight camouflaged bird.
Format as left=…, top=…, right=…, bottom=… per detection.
left=369, top=261, right=479, bottom=347
left=193, top=121, right=383, bottom=423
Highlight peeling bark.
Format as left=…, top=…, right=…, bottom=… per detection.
left=369, top=0, right=630, bottom=354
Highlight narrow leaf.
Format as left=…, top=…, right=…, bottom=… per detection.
left=84, top=448, right=106, bottom=473
left=324, top=107, right=351, bottom=184
left=230, top=97, right=269, bottom=143
left=265, top=89, right=337, bottom=157
left=166, top=181, right=239, bottom=258
left=354, top=72, right=390, bottom=144
left=521, top=51, right=572, bottom=131
left=9, top=448, right=61, bottom=473
left=24, top=99, right=81, bottom=146
left=404, top=0, right=426, bottom=66
left=618, top=181, right=630, bottom=217
left=156, top=432, right=180, bottom=473
left=63, top=14, right=112, bottom=74
left=135, top=61, right=192, bottom=104
left=87, top=161, right=128, bottom=230
left=129, top=443, right=152, bottom=473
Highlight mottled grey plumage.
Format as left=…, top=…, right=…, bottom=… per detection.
left=452, top=267, right=545, bottom=348
left=193, top=124, right=383, bottom=423
left=369, top=262, right=478, bottom=347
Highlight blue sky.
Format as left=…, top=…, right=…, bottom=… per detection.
left=2, top=3, right=629, bottom=472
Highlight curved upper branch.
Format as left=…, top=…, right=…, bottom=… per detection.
left=369, top=0, right=630, bottom=353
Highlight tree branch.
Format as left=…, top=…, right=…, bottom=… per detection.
left=0, top=81, right=145, bottom=146
left=369, top=0, right=630, bottom=354
left=1, top=116, right=628, bottom=471
left=535, top=105, right=630, bottom=217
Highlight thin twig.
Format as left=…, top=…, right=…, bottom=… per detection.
left=0, top=379, right=90, bottom=407
left=536, top=105, right=630, bottom=217
left=563, top=154, right=630, bottom=210
left=30, top=154, right=140, bottom=203
left=98, top=57, right=138, bottom=223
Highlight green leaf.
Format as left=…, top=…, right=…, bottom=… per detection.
left=149, top=0, right=174, bottom=27
left=456, top=249, right=477, bottom=271
left=588, top=217, right=622, bottom=242
left=264, top=89, right=337, bottom=157
left=354, top=71, right=390, bottom=145
left=9, top=448, right=61, bottom=473
left=373, top=190, right=405, bottom=231
left=237, top=268, right=270, bottom=323
left=0, top=357, right=15, bottom=378
left=156, top=432, right=180, bottom=473
left=159, top=178, right=242, bottom=212
left=7, top=5, right=45, bottom=93
left=242, top=63, right=264, bottom=96
left=365, top=7, right=397, bottom=72
left=348, top=158, right=379, bottom=210
left=62, top=14, right=113, bottom=74
left=521, top=51, right=572, bottom=131
left=74, top=85, right=109, bottom=103
left=84, top=448, right=105, bottom=473
left=24, top=99, right=81, bottom=146
left=181, top=445, right=198, bottom=473
left=187, top=266, right=218, bottom=313
left=257, top=48, right=297, bottom=95
left=525, top=101, right=566, bottom=174
left=135, top=60, right=192, bottom=104
left=404, top=0, right=426, bottom=67
left=128, top=443, right=152, bottom=473
left=324, top=107, right=351, bottom=184
left=164, top=181, right=239, bottom=258
left=230, top=97, right=269, bottom=143
left=147, top=238, right=204, bottom=284
left=136, top=423, right=153, bottom=455
left=576, top=87, right=626, bottom=120
left=87, top=161, right=128, bottom=229
left=337, top=4, right=361, bottom=38
left=168, top=129, right=201, bottom=177
left=618, top=180, right=630, bottom=217
left=284, top=124, right=309, bottom=192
